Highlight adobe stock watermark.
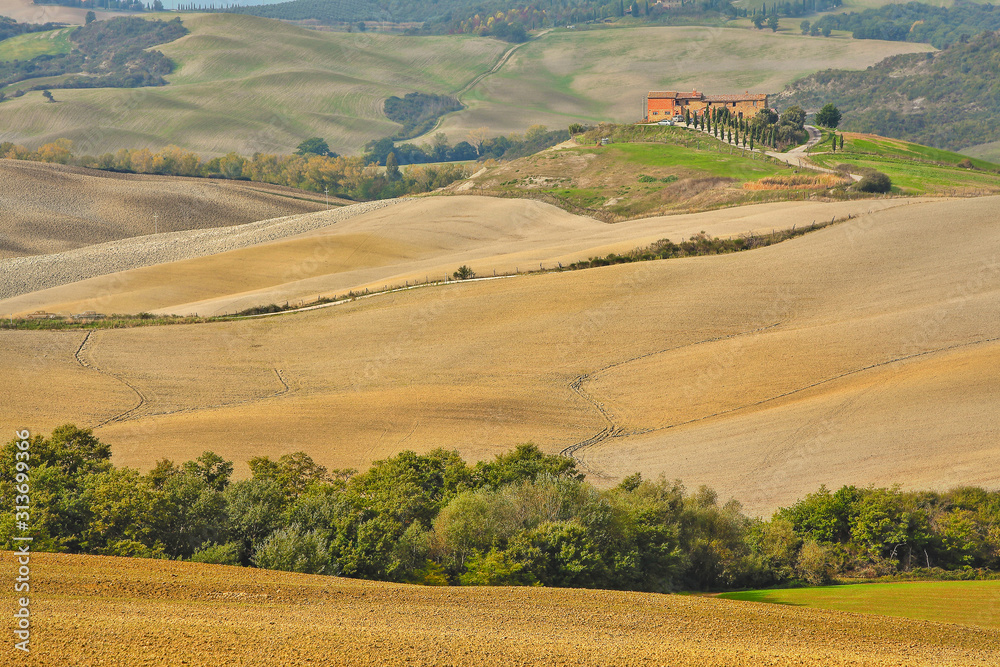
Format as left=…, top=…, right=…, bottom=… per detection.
left=11, top=429, right=33, bottom=654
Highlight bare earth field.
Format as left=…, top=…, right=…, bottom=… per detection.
left=1, top=195, right=997, bottom=514
left=0, top=160, right=331, bottom=258
left=0, top=195, right=912, bottom=314
left=8, top=551, right=1000, bottom=666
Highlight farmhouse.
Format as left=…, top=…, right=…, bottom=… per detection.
left=644, top=91, right=769, bottom=121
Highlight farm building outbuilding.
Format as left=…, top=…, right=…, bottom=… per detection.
left=644, top=91, right=768, bottom=121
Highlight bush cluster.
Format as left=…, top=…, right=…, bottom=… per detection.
left=0, top=17, right=186, bottom=91
left=4, top=427, right=999, bottom=592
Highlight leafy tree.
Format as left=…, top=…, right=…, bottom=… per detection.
left=815, top=103, right=842, bottom=128
left=85, top=10, right=96, bottom=24
left=295, top=137, right=333, bottom=157
left=800, top=19, right=810, bottom=34
left=461, top=547, right=536, bottom=585
left=797, top=539, right=834, bottom=584
left=752, top=14, right=765, bottom=28
left=509, top=521, right=607, bottom=588
left=768, top=15, right=779, bottom=31
left=181, top=451, right=233, bottom=491
left=472, top=443, right=582, bottom=488
left=252, top=525, right=332, bottom=574
left=190, top=541, right=240, bottom=565
left=224, top=477, right=290, bottom=560
left=452, top=264, right=475, bottom=280
left=386, top=151, right=400, bottom=180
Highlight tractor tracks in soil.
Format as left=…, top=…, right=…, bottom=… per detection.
left=561, top=322, right=782, bottom=475
left=562, top=323, right=1000, bottom=477
left=74, top=330, right=292, bottom=428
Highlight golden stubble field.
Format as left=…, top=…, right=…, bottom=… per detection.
left=9, top=551, right=1000, bottom=666
left=1, top=195, right=998, bottom=514
left=0, top=160, right=328, bottom=258
left=0, top=195, right=914, bottom=317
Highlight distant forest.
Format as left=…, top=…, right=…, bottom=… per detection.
left=779, top=30, right=1000, bottom=151
left=33, top=0, right=163, bottom=10
left=810, top=0, right=1000, bottom=48
left=206, top=0, right=842, bottom=40
left=0, top=17, right=186, bottom=93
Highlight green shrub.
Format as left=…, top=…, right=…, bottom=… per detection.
left=856, top=171, right=892, bottom=193
left=190, top=541, right=241, bottom=565
left=252, top=525, right=332, bottom=574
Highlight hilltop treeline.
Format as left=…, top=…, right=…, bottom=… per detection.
left=810, top=1, right=1000, bottom=49
left=210, top=0, right=823, bottom=38
left=0, top=138, right=470, bottom=200
left=4, top=426, right=998, bottom=591
left=779, top=30, right=1000, bottom=151
left=0, top=17, right=186, bottom=92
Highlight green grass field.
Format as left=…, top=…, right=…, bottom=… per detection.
left=459, top=126, right=842, bottom=219
left=809, top=133, right=1000, bottom=195
left=720, top=580, right=1000, bottom=630
left=0, top=28, right=74, bottom=62
left=963, top=140, right=1000, bottom=164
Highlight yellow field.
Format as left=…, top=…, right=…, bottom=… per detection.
left=0, top=160, right=329, bottom=258
left=2, top=194, right=998, bottom=514
left=10, top=551, right=1000, bottom=666
left=0, top=195, right=909, bottom=315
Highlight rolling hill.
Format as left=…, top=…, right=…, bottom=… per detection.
left=1, top=190, right=997, bottom=515
left=0, top=15, right=933, bottom=156
left=423, top=25, right=934, bottom=145
left=777, top=30, right=1000, bottom=153
left=0, top=14, right=508, bottom=156
left=17, top=551, right=1000, bottom=665
left=0, top=159, right=332, bottom=258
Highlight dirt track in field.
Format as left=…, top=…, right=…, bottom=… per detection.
left=13, top=552, right=1000, bottom=666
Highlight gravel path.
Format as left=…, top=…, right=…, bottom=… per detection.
left=0, top=198, right=405, bottom=301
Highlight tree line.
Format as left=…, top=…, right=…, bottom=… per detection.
left=667, top=104, right=808, bottom=152
left=3, top=426, right=997, bottom=591
left=779, top=30, right=1000, bottom=152
left=0, top=139, right=470, bottom=201
left=809, top=1, right=1000, bottom=49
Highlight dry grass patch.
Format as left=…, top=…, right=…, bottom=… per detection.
left=744, top=173, right=851, bottom=190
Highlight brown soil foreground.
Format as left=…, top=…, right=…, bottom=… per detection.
left=7, top=551, right=1000, bottom=666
